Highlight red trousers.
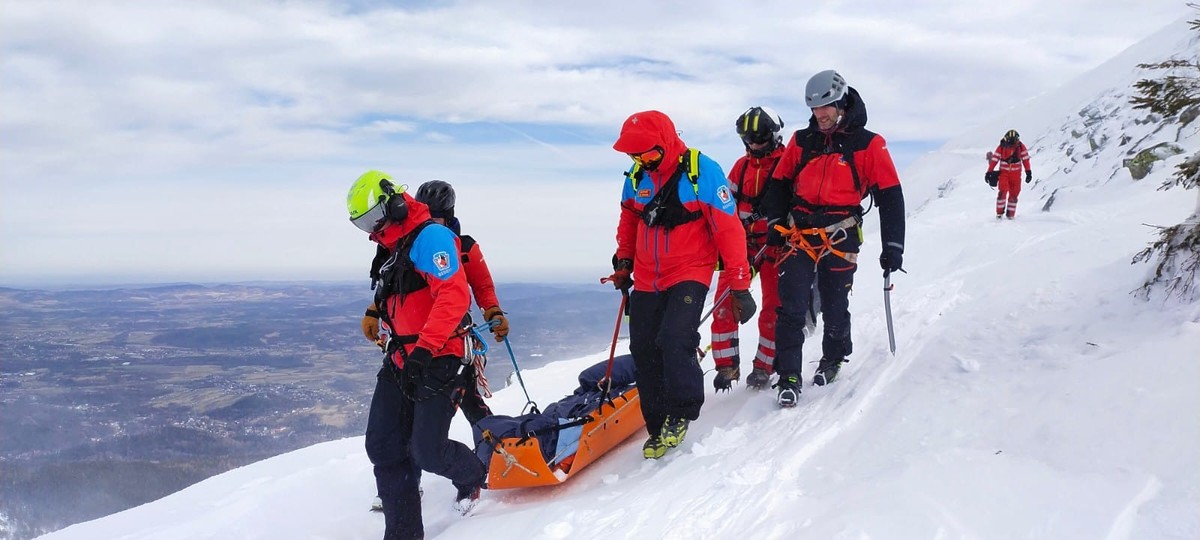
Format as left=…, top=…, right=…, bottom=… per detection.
left=710, top=257, right=779, bottom=373
left=995, top=170, right=1022, bottom=218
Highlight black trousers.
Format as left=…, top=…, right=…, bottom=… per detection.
left=365, top=358, right=484, bottom=540
left=774, top=231, right=859, bottom=378
left=628, top=280, right=708, bottom=436
left=457, top=363, right=492, bottom=426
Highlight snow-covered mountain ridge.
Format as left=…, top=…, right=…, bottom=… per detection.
left=38, top=16, right=1200, bottom=540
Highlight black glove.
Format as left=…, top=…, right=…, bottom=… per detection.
left=730, top=290, right=757, bottom=324
left=765, top=219, right=785, bottom=247
left=608, top=256, right=633, bottom=294
left=985, top=171, right=999, bottom=187
left=405, top=346, right=433, bottom=378
left=1025, top=170, right=1033, bottom=183
left=879, top=245, right=904, bottom=274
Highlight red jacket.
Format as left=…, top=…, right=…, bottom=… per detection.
left=728, top=145, right=784, bottom=243
left=370, top=195, right=471, bottom=367
left=773, top=131, right=901, bottom=209
left=762, top=87, right=906, bottom=253
left=460, top=237, right=499, bottom=311
left=612, top=111, right=750, bottom=291
left=988, top=142, right=1031, bottom=174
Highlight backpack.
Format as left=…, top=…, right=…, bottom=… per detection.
left=623, top=148, right=705, bottom=230
left=370, top=220, right=436, bottom=307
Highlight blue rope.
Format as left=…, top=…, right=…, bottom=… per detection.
left=472, top=319, right=539, bottom=414
left=468, top=325, right=490, bottom=356
left=499, top=333, right=537, bottom=412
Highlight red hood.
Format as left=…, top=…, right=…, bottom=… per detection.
left=613, top=110, right=689, bottom=178
left=369, top=193, right=434, bottom=247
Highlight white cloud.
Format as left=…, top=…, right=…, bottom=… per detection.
left=0, top=0, right=1192, bottom=284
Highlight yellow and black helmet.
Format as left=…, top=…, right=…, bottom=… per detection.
left=1004, top=129, right=1020, bottom=143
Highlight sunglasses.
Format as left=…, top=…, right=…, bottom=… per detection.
left=628, top=146, right=664, bottom=167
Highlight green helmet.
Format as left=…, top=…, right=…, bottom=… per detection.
left=347, top=170, right=407, bottom=233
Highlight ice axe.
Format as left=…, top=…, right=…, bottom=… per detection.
left=883, top=270, right=897, bottom=355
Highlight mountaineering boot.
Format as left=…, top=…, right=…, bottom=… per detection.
left=452, top=477, right=483, bottom=515
left=643, top=435, right=667, bottom=459
left=713, top=365, right=740, bottom=392
left=813, top=357, right=847, bottom=386
left=776, top=375, right=801, bottom=408
left=746, top=367, right=771, bottom=390
left=661, top=417, right=690, bottom=448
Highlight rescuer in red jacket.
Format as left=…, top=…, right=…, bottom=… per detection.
left=711, top=106, right=787, bottom=392
left=760, top=70, right=907, bottom=408
left=348, top=170, right=485, bottom=539
left=986, top=129, right=1034, bottom=219
left=607, top=110, right=756, bottom=459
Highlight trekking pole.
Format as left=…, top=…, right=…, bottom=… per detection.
left=883, top=270, right=896, bottom=355
left=598, top=290, right=628, bottom=407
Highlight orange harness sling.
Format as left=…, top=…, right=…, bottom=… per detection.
left=773, top=215, right=861, bottom=266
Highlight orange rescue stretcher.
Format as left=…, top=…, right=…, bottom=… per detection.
left=482, top=385, right=643, bottom=489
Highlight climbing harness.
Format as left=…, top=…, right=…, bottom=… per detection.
left=773, top=215, right=861, bottom=266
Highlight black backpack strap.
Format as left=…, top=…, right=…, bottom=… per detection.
left=369, top=244, right=389, bottom=290
left=790, top=129, right=865, bottom=198
left=374, top=220, right=437, bottom=309
left=458, top=234, right=477, bottom=263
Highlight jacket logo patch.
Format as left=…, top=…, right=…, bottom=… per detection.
left=716, top=185, right=732, bottom=204
left=433, top=251, right=451, bottom=273
left=638, top=188, right=652, bottom=198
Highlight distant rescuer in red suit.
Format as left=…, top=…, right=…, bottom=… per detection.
left=606, top=110, right=757, bottom=459
left=986, top=129, right=1033, bottom=219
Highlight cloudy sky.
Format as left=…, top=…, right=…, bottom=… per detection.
left=0, top=0, right=1190, bottom=286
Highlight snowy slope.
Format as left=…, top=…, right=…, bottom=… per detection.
left=37, top=17, right=1200, bottom=540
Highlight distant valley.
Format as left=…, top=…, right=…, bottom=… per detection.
left=0, top=281, right=616, bottom=540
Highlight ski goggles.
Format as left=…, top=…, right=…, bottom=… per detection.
left=350, top=202, right=388, bottom=233
left=627, top=146, right=664, bottom=167
left=741, top=132, right=773, bottom=146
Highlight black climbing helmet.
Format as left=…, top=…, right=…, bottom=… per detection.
left=735, top=106, right=784, bottom=157
left=415, top=180, right=456, bottom=219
